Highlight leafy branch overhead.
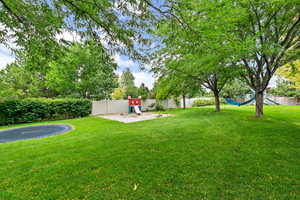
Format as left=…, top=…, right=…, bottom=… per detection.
left=0, top=0, right=153, bottom=59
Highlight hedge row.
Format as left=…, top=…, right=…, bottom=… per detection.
left=192, top=98, right=226, bottom=107
left=0, top=98, right=92, bottom=125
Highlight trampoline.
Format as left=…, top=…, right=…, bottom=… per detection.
left=0, top=124, right=72, bottom=143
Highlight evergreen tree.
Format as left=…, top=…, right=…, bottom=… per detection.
left=138, top=83, right=150, bottom=100
left=119, top=68, right=138, bottom=98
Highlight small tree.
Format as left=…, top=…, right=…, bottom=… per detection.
left=155, top=69, right=201, bottom=109
left=277, top=60, right=300, bottom=90
left=112, top=88, right=124, bottom=100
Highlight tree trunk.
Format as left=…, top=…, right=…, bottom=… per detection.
left=213, top=92, right=221, bottom=112
left=182, top=94, right=186, bottom=109
left=255, top=91, right=264, bottom=117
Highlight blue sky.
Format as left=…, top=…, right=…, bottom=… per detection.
left=113, top=54, right=155, bottom=89
left=0, top=44, right=15, bottom=70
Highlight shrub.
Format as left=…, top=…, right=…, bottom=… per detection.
left=0, top=98, right=92, bottom=125
left=148, top=102, right=165, bottom=111
left=192, top=98, right=226, bottom=107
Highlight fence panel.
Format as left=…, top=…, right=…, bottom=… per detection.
left=107, top=100, right=128, bottom=114
left=92, top=101, right=108, bottom=115
left=92, top=96, right=299, bottom=115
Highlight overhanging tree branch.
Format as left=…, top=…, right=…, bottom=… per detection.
left=141, top=0, right=200, bottom=37
left=0, top=0, right=25, bottom=25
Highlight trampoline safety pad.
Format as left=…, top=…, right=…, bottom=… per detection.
left=0, top=124, right=72, bottom=143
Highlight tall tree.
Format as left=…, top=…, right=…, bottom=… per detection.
left=119, top=68, right=138, bottom=98
left=138, top=83, right=150, bottom=100
left=0, top=63, right=42, bottom=99
left=151, top=26, right=234, bottom=112
left=119, top=68, right=135, bottom=88
left=230, top=1, right=300, bottom=117
left=149, top=0, right=300, bottom=117
left=45, top=42, right=118, bottom=99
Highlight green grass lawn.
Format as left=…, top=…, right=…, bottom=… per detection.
left=0, top=106, right=299, bottom=200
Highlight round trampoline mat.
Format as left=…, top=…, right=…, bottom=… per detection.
left=0, top=124, right=72, bottom=143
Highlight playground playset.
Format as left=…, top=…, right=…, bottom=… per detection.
left=98, top=96, right=172, bottom=123
left=128, top=96, right=142, bottom=115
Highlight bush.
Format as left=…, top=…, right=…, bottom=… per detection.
left=192, top=98, right=226, bottom=107
left=0, top=98, right=92, bottom=125
left=149, top=102, right=165, bottom=111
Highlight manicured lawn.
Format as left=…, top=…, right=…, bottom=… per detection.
left=0, top=106, right=299, bottom=199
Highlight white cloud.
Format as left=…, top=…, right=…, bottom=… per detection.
left=115, top=70, right=155, bottom=89
left=56, top=30, right=81, bottom=42
left=113, top=1, right=142, bottom=15
left=0, top=54, right=14, bottom=70
left=133, top=72, right=155, bottom=89
left=0, top=45, right=15, bottom=70
left=113, top=54, right=135, bottom=68
left=0, top=23, right=19, bottom=69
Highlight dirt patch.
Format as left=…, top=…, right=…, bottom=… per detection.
left=97, top=112, right=173, bottom=123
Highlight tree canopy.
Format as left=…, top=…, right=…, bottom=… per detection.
left=154, top=65, right=202, bottom=108
left=0, top=0, right=154, bottom=62
left=0, top=41, right=118, bottom=100
left=45, top=42, right=118, bottom=99
left=0, top=63, right=41, bottom=99
left=150, top=0, right=300, bottom=116
left=277, top=60, right=300, bottom=90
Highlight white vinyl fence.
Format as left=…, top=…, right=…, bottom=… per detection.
left=92, top=99, right=180, bottom=115
left=91, top=96, right=299, bottom=115
left=267, top=96, right=300, bottom=105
